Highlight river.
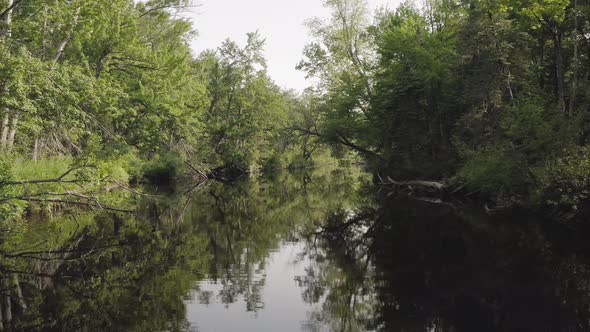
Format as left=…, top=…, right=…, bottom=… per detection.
left=1, top=166, right=590, bottom=331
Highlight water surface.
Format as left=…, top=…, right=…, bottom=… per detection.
left=1, top=167, right=590, bottom=331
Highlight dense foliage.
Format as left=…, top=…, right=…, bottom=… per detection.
left=299, top=0, right=590, bottom=210
left=0, top=0, right=296, bottom=173
left=3, top=0, right=590, bottom=217
left=0, top=0, right=310, bottom=221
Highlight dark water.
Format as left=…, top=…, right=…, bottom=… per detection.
left=2, top=167, right=590, bottom=331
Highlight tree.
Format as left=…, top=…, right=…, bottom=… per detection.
left=297, top=0, right=382, bottom=162
left=197, top=32, right=288, bottom=172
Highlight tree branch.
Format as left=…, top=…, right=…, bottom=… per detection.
left=0, top=167, right=83, bottom=186
left=289, top=125, right=384, bottom=161
left=3, top=197, right=134, bottom=213
left=0, top=0, right=22, bottom=21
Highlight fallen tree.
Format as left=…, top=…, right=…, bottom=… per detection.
left=377, top=174, right=451, bottom=194
left=0, top=167, right=135, bottom=215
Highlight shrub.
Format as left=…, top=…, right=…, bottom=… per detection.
left=141, top=153, right=182, bottom=186
left=534, top=146, right=590, bottom=209
left=262, top=153, right=286, bottom=173
left=13, top=156, right=72, bottom=180
left=456, top=143, right=530, bottom=197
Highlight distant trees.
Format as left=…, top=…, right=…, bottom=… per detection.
left=197, top=32, right=288, bottom=172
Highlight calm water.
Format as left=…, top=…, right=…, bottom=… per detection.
left=2, top=167, right=590, bottom=331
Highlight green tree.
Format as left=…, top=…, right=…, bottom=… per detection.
left=197, top=33, right=288, bottom=172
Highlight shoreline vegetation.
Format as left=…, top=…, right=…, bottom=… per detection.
left=1, top=0, right=590, bottom=223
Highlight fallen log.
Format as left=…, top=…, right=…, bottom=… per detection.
left=378, top=174, right=520, bottom=215
left=378, top=174, right=449, bottom=193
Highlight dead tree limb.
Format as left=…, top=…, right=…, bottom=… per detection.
left=0, top=167, right=83, bottom=187
left=377, top=174, right=447, bottom=192
left=2, top=197, right=134, bottom=213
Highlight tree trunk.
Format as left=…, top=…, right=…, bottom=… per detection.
left=3, top=0, right=13, bottom=39
left=553, top=28, right=566, bottom=114
left=538, top=35, right=545, bottom=89
left=12, top=275, right=26, bottom=312
left=54, top=39, right=70, bottom=62
left=42, top=6, right=48, bottom=60
left=0, top=113, right=9, bottom=148
left=95, top=47, right=112, bottom=78
left=32, top=137, right=39, bottom=160
left=7, top=113, right=18, bottom=149
left=1, top=0, right=13, bottom=151
left=2, top=279, right=11, bottom=325
left=569, top=0, right=578, bottom=117
left=53, top=6, right=80, bottom=62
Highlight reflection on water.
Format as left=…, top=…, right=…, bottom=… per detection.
left=1, top=167, right=590, bottom=331
left=187, top=241, right=327, bottom=332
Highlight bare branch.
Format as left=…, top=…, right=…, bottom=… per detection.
left=4, top=197, right=134, bottom=213
left=0, top=166, right=85, bottom=187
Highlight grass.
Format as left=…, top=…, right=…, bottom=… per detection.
left=13, top=156, right=73, bottom=181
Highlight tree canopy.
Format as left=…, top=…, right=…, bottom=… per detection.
left=298, top=0, right=590, bottom=211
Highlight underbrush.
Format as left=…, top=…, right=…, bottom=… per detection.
left=0, top=153, right=145, bottom=222
left=139, top=153, right=184, bottom=186
left=13, top=156, right=73, bottom=180
left=533, top=146, right=590, bottom=212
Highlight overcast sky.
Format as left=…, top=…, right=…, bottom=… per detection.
left=188, top=0, right=402, bottom=92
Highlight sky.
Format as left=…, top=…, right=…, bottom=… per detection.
left=188, top=0, right=402, bottom=92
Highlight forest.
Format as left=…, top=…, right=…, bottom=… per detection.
left=1, top=0, right=590, bottom=221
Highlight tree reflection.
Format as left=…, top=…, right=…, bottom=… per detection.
left=189, top=168, right=368, bottom=313
left=298, top=207, right=379, bottom=332
left=0, top=209, right=207, bottom=331
left=0, top=166, right=368, bottom=331
left=303, top=195, right=590, bottom=332
left=6, top=168, right=589, bottom=332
